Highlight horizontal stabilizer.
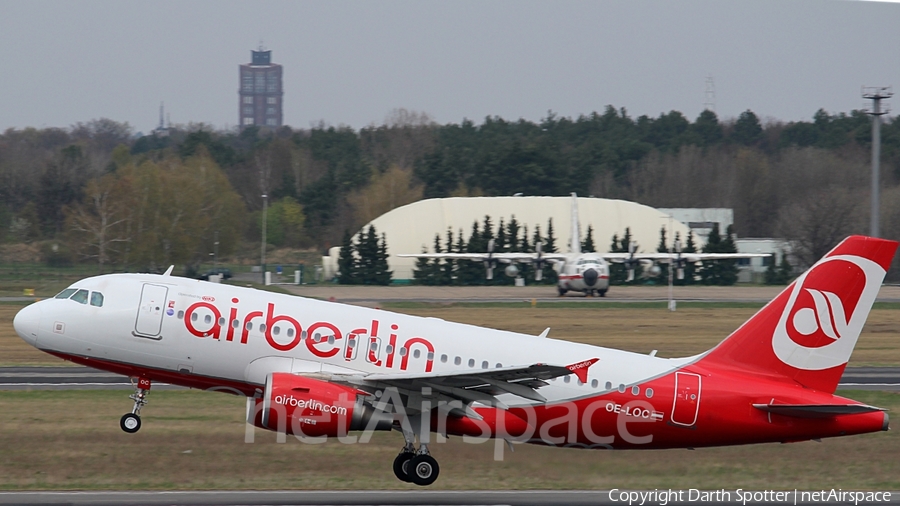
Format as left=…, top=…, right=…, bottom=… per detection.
left=752, top=403, right=885, bottom=419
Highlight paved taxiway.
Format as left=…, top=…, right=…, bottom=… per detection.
left=2, top=490, right=895, bottom=506
left=1, top=366, right=898, bottom=391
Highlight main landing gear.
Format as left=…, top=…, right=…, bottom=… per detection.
left=120, top=377, right=151, bottom=434
left=392, top=416, right=440, bottom=486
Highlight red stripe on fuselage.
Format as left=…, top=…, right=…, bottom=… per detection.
left=45, top=351, right=259, bottom=396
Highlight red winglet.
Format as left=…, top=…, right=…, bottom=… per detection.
left=566, top=358, right=599, bottom=383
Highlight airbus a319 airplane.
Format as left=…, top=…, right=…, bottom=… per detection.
left=398, top=193, right=769, bottom=297
left=13, top=236, right=897, bottom=486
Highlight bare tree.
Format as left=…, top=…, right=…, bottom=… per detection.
left=776, top=186, right=865, bottom=268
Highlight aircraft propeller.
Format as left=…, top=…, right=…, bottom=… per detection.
left=483, top=239, right=497, bottom=280
left=532, top=241, right=545, bottom=281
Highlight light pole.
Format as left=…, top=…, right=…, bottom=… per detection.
left=862, top=86, right=892, bottom=238
left=261, top=194, right=268, bottom=284
left=666, top=214, right=675, bottom=312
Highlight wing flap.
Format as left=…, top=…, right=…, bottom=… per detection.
left=361, top=363, right=574, bottom=404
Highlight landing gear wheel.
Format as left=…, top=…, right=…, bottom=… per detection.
left=120, top=413, right=141, bottom=433
left=408, top=454, right=440, bottom=486
left=557, top=287, right=567, bottom=296
left=598, top=289, right=607, bottom=297
left=393, top=452, right=415, bottom=482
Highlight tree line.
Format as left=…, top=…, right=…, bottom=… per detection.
left=399, top=215, right=759, bottom=286
left=1, top=107, right=898, bottom=278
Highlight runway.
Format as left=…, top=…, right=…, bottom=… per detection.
left=1, top=366, right=898, bottom=391
left=1, top=490, right=895, bottom=506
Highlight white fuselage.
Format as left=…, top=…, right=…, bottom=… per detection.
left=556, top=253, right=610, bottom=295
left=19, top=273, right=682, bottom=405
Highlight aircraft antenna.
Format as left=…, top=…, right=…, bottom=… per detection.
left=862, top=86, right=893, bottom=237
left=703, top=75, right=716, bottom=113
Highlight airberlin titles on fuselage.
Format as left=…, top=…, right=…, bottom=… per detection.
left=180, top=296, right=435, bottom=372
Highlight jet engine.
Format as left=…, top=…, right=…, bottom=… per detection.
left=249, top=373, right=392, bottom=437
left=504, top=264, right=519, bottom=277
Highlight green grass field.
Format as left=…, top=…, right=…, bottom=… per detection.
left=0, top=389, right=898, bottom=490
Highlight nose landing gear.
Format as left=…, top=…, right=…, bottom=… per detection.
left=120, top=377, right=151, bottom=433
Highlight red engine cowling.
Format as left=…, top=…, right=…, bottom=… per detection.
left=250, top=373, right=392, bottom=437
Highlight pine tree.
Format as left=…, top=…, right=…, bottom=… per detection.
left=719, top=225, right=739, bottom=285
left=764, top=254, right=778, bottom=285
left=678, top=230, right=698, bottom=285
left=356, top=225, right=380, bottom=284
left=507, top=216, right=520, bottom=252
left=777, top=250, right=793, bottom=284
left=545, top=218, right=557, bottom=253
left=619, top=227, right=641, bottom=283
left=337, top=229, right=358, bottom=284
left=460, top=220, right=484, bottom=285
left=439, top=227, right=454, bottom=285
left=492, top=218, right=508, bottom=285
left=534, top=223, right=556, bottom=284
left=412, top=233, right=444, bottom=286
left=700, top=223, right=738, bottom=285
left=581, top=225, right=596, bottom=252
left=372, top=232, right=392, bottom=285
left=656, top=226, right=669, bottom=281
left=412, top=245, right=433, bottom=285
left=519, top=224, right=532, bottom=280
left=451, top=228, right=466, bottom=285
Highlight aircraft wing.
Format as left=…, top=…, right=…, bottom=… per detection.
left=601, top=252, right=770, bottom=263
left=342, top=363, right=579, bottom=406
left=396, top=252, right=568, bottom=263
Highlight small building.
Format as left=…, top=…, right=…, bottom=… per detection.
left=656, top=208, right=734, bottom=243
left=239, top=48, right=283, bottom=128
left=734, top=238, right=792, bottom=283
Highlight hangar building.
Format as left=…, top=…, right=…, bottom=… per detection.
left=323, top=196, right=698, bottom=281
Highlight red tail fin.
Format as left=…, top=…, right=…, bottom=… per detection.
left=700, top=236, right=897, bottom=393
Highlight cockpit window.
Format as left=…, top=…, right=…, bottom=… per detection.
left=70, top=289, right=89, bottom=304
left=90, top=292, right=104, bottom=307
left=55, top=288, right=77, bottom=299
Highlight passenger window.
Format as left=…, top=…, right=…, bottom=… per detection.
left=70, top=289, right=89, bottom=304
left=55, top=288, right=77, bottom=299
left=90, top=292, right=104, bottom=307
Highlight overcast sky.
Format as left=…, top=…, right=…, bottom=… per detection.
left=1, top=0, right=898, bottom=134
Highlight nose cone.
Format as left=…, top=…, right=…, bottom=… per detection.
left=583, top=268, right=598, bottom=287
left=13, top=303, right=42, bottom=347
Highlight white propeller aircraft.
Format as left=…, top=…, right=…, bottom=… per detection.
left=12, top=236, right=897, bottom=486
left=399, top=193, right=769, bottom=296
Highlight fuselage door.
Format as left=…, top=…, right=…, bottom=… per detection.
left=670, top=371, right=702, bottom=426
left=134, top=283, right=168, bottom=339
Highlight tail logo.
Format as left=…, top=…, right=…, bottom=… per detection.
left=772, top=255, right=884, bottom=371
left=791, top=288, right=848, bottom=342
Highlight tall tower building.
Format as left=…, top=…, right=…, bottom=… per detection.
left=239, top=48, right=283, bottom=128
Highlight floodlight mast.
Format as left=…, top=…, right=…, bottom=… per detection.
left=862, top=86, right=893, bottom=238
